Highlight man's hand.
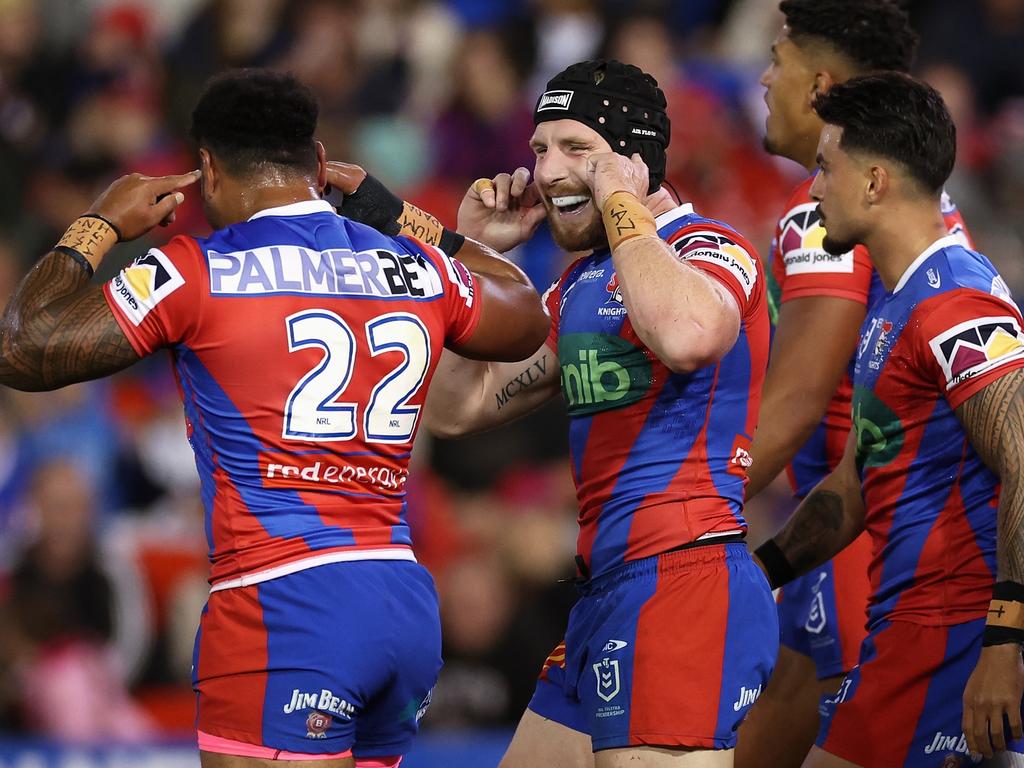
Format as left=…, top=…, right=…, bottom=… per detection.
left=456, top=167, right=546, bottom=253
left=586, top=152, right=650, bottom=211
left=962, top=643, right=1024, bottom=758
left=88, top=170, right=200, bottom=241
left=324, top=160, right=368, bottom=198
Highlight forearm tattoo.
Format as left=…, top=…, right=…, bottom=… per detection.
left=494, top=354, right=549, bottom=410
left=0, top=250, right=137, bottom=390
left=776, top=489, right=845, bottom=574
left=956, top=369, right=1024, bottom=584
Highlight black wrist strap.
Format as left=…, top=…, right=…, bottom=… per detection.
left=754, top=538, right=796, bottom=589
left=982, top=625, right=1024, bottom=647
left=439, top=228, right=466, bottom=257
left=54, top=245, right=95, bottom=277
left=336, top=174, right=404, bottom=236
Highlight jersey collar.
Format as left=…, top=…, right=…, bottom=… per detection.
left=247, top=199, right=335, bottom=221
left=892, top=234, right=961, bottom=293
left=654, top=203, right=696, bottom=229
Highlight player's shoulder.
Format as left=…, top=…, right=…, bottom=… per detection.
left=910, top=239, right=1006, bottom=300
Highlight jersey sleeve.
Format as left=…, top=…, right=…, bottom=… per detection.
left=102, top=235, right=202, bottom=355
left=666, top=224, right=760, bottom=313
left=771, top=185, right=873, bottom=305
left=913, top=289, right=1024, bottom=409
left=400, top=236, right=482, bottom=347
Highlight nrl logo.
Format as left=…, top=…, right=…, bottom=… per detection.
left=593, top=658, right=620, bottom=702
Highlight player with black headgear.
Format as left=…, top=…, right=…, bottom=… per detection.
left=419, top=59, right=778, bottom=768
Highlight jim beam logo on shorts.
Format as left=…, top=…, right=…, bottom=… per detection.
left=284, top=687, right=356, bottom=729
left=111, top=248, right=185, bottom=326
left=536, top=90, right=574, bottom=112
left=928, top=315, right=1024, bottom=390
left=593, top=657, right=621, bottom=702
left=305, top=711, right=332, bottom=739
left=923, top=731, right=978, bottom=764
left=732, top=683, right=762, bottom=712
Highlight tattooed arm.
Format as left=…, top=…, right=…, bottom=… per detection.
left=0, top=172, right=198, bottom=391
left=956, top=368, right=1024, bottom=584
left=759, top=432, right=865, bottom=581
left=956, top=368, right=1024, bottom=759
left=423, top=343, right=560, bottom=438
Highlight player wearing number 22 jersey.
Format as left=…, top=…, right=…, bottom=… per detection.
left=104, top=200, right=485, bottom=759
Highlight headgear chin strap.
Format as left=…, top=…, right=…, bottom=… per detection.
left=534, top=59, right=671, bottom=195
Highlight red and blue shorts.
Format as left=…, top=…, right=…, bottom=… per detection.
left=777, top=530, right=871, bottom=680
left=528, top=543, right=778, bottom=751
left=817, top=617, right=1024, bottom=767
left=192, top=559, right=442, bottom=759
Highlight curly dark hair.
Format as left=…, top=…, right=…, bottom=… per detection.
left=190, top=69, right=319, bottom=177
left=813, top=72, right=955, bottom=195
left=779, top=0, right=919, bottom=73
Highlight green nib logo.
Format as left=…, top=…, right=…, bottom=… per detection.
left=559, top=333, right=652, bottom=416
left=852, top=386, right=904, bottom=470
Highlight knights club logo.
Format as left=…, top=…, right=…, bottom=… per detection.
left=593, top=657, right=621, bottom=702
left=606, top=274, right=623, bottom=305
left=928, top=315, right=1024, bottom=390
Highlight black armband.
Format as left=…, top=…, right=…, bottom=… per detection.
left=334, top=174, right=404, bottom=236
left=983, top=581, right=1024, bottom=647
left=54, top=245, right=95, bottom=277
left=438, top=228, right=465, bottom=257
left=753, top=538, right=796, bottom=590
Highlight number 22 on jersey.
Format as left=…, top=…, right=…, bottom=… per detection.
left=283, top=309, right=430, bottom=444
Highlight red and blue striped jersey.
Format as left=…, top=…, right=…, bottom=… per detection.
left=543, top=204, right=769, bottom=579
left=767, top=176, right=972, bottom=497
left=103, top=200, right=481, bottom=588
left=853, top=236, right=1024, bottom=629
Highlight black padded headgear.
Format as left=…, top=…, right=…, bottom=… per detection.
left=534, top=59, right=670, bottom=194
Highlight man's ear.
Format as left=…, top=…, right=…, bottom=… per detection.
left=315, top=141, right=327, bottom=193
left=810, top=70, right=837, bottom=106
left=865, top=164, right=890, bottom=205
left=199, top=148, right=217, bottom=197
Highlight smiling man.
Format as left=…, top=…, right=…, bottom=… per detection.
left=421, top=59, right=778, bottom=768
left=737, top=4, right=974, bottom=765
left=757, top=72, right=1024, bottom=768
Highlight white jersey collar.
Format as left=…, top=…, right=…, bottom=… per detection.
left=248, top=199, right=335, bottom=221
left=893, top=235, right=961, bottom=293
left=655, top=203, right=696, bottom=229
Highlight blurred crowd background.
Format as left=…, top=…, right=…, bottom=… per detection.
left=0, top=0, right=1022, bottom=744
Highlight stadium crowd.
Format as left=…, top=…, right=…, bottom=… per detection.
left=0, top=0, right=1022, bottom=745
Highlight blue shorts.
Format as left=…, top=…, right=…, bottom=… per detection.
left=818, top=617, right=1024, bottom=767
left=528, top=543, right=778, bottom=751
left=192, top=559, right=442, bottom=757
left=777, top=531, right=871, bottom=679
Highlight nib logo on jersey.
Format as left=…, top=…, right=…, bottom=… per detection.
left=111, top=248, right=185, bottom=326
left=558, top=333, right=652, bottom=417
left=928, top=315, right=1024, bottom=390
left=852, top=386, right=904, bottom=472
left=777, top=203, right=853, bottom=276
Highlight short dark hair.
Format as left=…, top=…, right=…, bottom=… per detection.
left=780, top=0, right=919, bottom=73
left=813, top=72, right=956, bottom=195
left=190, top=69, right=319, bottom=178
